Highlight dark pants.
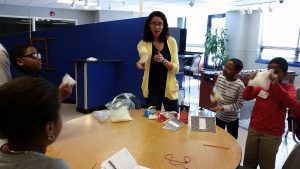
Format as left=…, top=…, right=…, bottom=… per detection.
left=216, top=117, right=239, bottom=139
left=146, top=94, right=178, bottom=113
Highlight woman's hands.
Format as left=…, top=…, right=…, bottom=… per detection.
left=136, top=54, right=148, bottom=70
left=154, top=51, right=165, bottom=63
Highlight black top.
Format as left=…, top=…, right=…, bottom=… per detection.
left=148, top=41, right=171, bottom=95
left=14, top=69, right=44, bottom=78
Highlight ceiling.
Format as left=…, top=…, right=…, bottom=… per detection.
left=0, top=0, right=277, bottom=12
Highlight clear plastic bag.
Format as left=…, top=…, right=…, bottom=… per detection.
left=93, top=109, right=111, bottom=122
left=105, top=98, right=133, bottom=122
left=105, top=99, right=133, bottom=110
left=111, top=93, right=141, bottom=109
left=248, top=69, right=274, bottom=90
left=210, top=86, right=224, bottom=103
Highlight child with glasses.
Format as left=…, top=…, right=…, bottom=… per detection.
left=9, top=44, right=73, bottom=102
left=0, top=76, right=69, bottom=169
left=10, top=44, right=42, bottom=77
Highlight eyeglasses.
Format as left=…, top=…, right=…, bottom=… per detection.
left=22, top=52, right=41, bottom=60
left=150, top=22, right=163, bottom=27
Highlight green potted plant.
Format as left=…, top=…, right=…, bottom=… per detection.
left=204, top=27, right=228, bottom=70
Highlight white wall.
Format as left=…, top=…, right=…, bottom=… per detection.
left=98, top=10, right=145, bottom=22
left=0, top=4, right=97, bottom=25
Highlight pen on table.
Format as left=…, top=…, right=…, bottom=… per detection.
left=91, top=162, right=98, bottom=169
left=204, top=144, right=230, bottom=149
left=108, top=160, right=117, bottom=169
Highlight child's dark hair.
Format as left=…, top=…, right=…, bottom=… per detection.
left=9, top=44, right=32, bottom=69
left=229, top=58, right=243, bottom=72
left=0, top=76, right=60, bottom=144
left=268, top=57, right=288, bottom=73
left=143, top=11, right=169, bottom=42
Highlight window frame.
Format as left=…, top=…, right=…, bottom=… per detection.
left=204, top=13, right=226, bottom=69
left=258, top=4, right=300, bottom=67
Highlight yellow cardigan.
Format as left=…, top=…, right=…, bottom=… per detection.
left=137, top=36, right=179, bottom=100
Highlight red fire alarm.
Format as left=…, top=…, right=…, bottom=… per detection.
left=50, top=10, right=55, bottom=17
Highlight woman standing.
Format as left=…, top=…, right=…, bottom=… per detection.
left=136, top=11, right=179, bottom=112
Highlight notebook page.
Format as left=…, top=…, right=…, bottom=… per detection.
left=108, top=148, right=138, bottom=169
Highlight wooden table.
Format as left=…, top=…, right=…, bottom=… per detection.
left=47, top=110, right=241, bottom=169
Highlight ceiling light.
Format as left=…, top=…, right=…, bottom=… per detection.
left=96, top=0, right=100, bottom=9
left=70, top=0, right=75, bottom=8
left=268, top=3, right=273, bottom=12
left=189, top=1, right=194, bottom=7
left=247, top=7, right=252, bottom=14
left=84, top=0, right=88, bottom=9
left=121, top=0, right=127, bottom=5
left=236, top=0, right=276, bottom=14
left=258, top=6, right=263, bottom=13
left=239, top=9, right=245, bottom=15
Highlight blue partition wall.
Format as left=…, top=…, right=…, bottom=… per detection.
left=0, top=17, right=182, bottom=113
left=0, top=18, right=146, bottom=107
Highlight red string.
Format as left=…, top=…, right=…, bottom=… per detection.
left=164, top=154, right=192, bottom=169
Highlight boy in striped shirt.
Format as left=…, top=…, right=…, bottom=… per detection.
left=210, top=58, right=245, bottom=139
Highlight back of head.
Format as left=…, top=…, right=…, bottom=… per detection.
left=9, top=44, right=31, bottom=70
left=0, top=76, right=60, bottom=143
left=143, top=11, right=169, bottom=42
left=229, top=58, right=243, bottom=72
left=268, top=57, right=288, bottom=72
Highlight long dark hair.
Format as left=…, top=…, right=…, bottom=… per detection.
left=142, top=11, right=169, bottom=42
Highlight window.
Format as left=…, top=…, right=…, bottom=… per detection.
left=185, top=12, right=207, bottom=53
left=0, top=16, right=76, bottom=37
left=204, top=14, right=226, bottom=68
left=260, top=1, right=300, bottom=63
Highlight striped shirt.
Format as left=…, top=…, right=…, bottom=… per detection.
left=214, top=74, right=245, bottom=122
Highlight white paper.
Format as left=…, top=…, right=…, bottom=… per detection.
left=100, top=148, right=149, bottom=169
left=248, top=69, right=274, bottom=90
left=62, top=73, right=76, bottom=86
left=199, top=118, right=206, bottom=129
left=168, top=121, right=180, bottom=128
left=162, top=117, right=184, bottom=131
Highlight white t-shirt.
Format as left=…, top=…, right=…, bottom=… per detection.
left=0, top=151, right=69, bottom=169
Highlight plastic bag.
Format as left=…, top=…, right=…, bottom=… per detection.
left=248, top=69, right=273, bottom=90
left=93, top=109, right=111, bottom=122
left=210, top=86, right=224, bottom=103
left=105, top=99, right=133, bottom=110
left=110, top=106, right=132, bottom=122
left=112, top=93, right=141, bottom=109
left=105, top=98, right=133, bottom=122
left=62, top=73, right=76, bottom=86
